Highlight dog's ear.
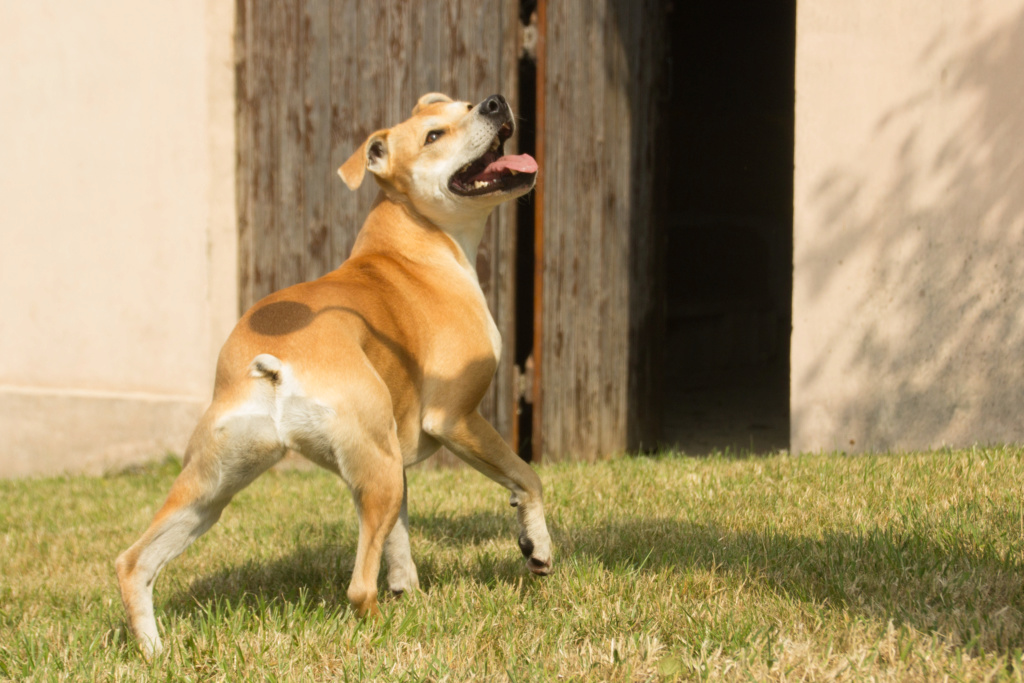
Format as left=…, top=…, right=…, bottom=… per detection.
left=412, top=92, right=453, bottom=115
left=337, top=129, right=390, bottom=190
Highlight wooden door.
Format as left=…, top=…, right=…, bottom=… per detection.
left=533, top=0, right=665, bottom=461
left=235, top=0, right=522, bottom=446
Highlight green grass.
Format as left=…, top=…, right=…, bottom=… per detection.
left=2, top=447, right=1024, bottom=681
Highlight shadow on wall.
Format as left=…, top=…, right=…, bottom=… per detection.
left=794, top=8, right=1024, bottom=451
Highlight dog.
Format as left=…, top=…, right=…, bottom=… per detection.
left=115, top=93, right=553, bottom=656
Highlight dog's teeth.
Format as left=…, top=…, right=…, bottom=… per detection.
left=509, top=170, right=518, bottom=176
left=490, top=137, right=500, bottom=151
left=474, top=180, right=488, bottom=189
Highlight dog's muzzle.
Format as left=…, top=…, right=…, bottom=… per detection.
left=448, top=94, right=537, bottom=197
left=479, top=94, right=513, bottom=125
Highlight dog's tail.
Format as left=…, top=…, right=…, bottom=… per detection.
left=249, top=354, right=283, bottom=385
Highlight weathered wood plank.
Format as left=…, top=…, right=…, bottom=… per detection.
left=413, top=0, right=440, bottom=93
left=536, top=0, right=665, bottom=460
left=275, top=0, right=304, bottom=296
left=235, top=0, right=253, bottom=314
left=439, top=1, right=467, bottom=112
left=327, top=0, right=361, bottom=268
left=466, top=0, right=499, bottom=431
left=542, top=0, right=584, bottom=458
left=301, top=0, right=331, bottom=283
left=355, top=2, right=389, bottom=221
left=579, top=0, right=607, bottom=457
left=385, top=0, right=411, bottom=126
left=601, top=0, right=627, bottom=456
left=495, top=0, right=521, bottom=447
left=531, top=0, right=548, bottom=457
left=250, top=0, right=280, bottom=304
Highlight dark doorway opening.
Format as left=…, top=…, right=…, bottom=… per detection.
left=657, top=0, right=796, bottom=454
left=514, top=0, right=538, bottom=462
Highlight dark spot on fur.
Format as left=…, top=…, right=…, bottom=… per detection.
left=248, top=301, right=315, bottom=336
left=518, top=534, right=534, bottom=558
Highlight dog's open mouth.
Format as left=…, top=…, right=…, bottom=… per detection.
left=449, top=122, right=538, bottom=197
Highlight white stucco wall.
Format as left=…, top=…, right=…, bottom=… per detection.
left=0, top=1, right=237, bottom=476
left=792, top=1, right=1024, bottom=452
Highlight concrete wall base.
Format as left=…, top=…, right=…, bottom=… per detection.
left=1, top=388, right=205, bottom=478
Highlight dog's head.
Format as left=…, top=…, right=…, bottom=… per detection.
left=338, top=93, right=537, bottom=223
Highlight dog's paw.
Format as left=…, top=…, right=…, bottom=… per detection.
left=518, top=533, right=553, bottom=575
left=386, top=563, right=420, bottom=597
left=387, top=576, right=420, bottom=597
left=526, top=556, right=553, bottom=575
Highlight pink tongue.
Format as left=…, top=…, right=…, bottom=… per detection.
left=476, top=153, right=538, bottom=181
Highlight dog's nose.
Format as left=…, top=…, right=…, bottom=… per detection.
left=480, top=94, right=509, bottom=119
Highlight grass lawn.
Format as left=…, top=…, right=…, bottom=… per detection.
left=2, top=446, right=1024, bottom=681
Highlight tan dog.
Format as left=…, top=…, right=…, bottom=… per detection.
left=116, top=93, right=552, bottom=656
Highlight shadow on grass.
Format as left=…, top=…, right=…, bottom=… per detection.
left=161, top=541, right=357, bottom=618
left=160, top=510, right=525, bottom=620
left=161, top=509, right=1023, bottom=653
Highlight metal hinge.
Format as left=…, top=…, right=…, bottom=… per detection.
left=520, top=10, right=539, bottom=62
left=514, top=354, right=535, bottom=405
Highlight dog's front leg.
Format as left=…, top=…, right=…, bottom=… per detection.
left=424, top=411, right=553, bottom=575
left=382, top=471, right=419, bottom=595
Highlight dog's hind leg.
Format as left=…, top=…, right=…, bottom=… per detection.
left=340, top=422, right=404, bottom=618
left=115, top=407, right=285, bottom=657
left=382, top=471, right=419, bottom=595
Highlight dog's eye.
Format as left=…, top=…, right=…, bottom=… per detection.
left=424, top=130, right=445, bottom=145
